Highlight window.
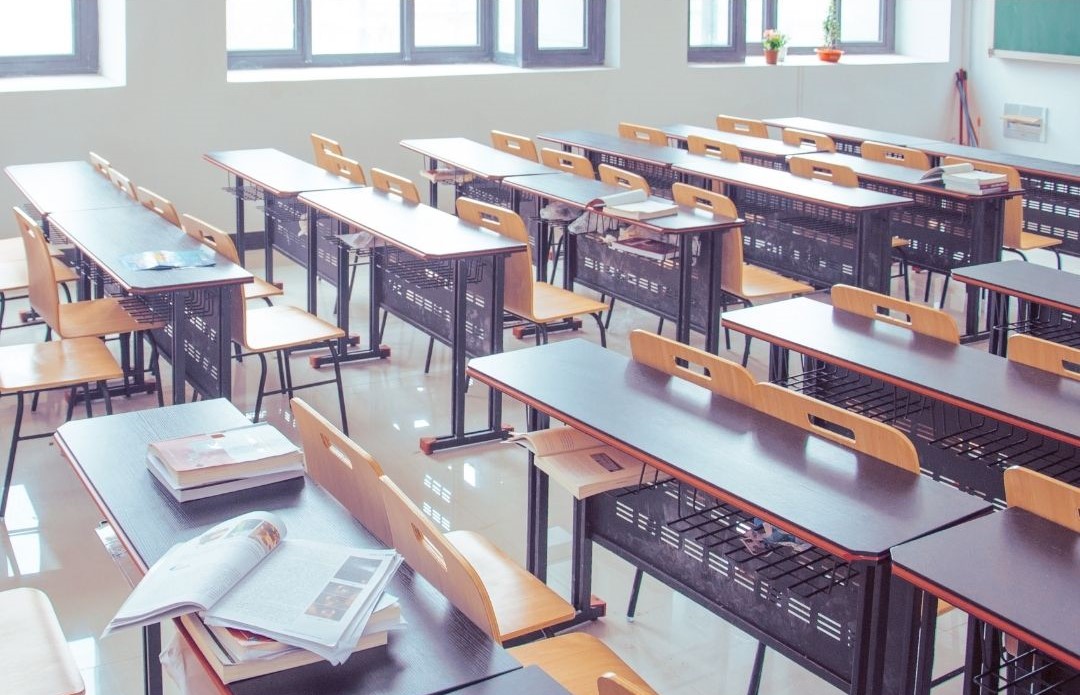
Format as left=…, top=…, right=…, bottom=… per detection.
left=227, top=0, right=605, bottom=70
left=689, top=0, right=893, bottom=63
left=0, top=0, right=99, bottom=77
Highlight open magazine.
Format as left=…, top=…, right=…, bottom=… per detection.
left=104, top=511, right=402, bottom=665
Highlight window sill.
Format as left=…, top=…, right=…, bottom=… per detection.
left=227, top=62, right=612, bottom=83
left=0, top=72, right=123, bottom=94
left=691, top=52, right=947, bottom=68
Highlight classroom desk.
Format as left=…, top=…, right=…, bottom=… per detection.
left=656, top=123, right=813, bottom=169
left=53, top=399, right=522, bottom=695
left=299, top=187, right=526, bottom=453
left=500, top=172, right=743, bottom=353
left=953, top=260, right=1080, bottom=356
left=892, top=508, right=1079, bottom=695
left=5, top=161, right=139, bottom=218
left=537, top=129, right=691, bottom=196
left=467, top=339, right=991, bottom=695
left=450, top=666, right=571, bottom=695
left=671, top=155, right=912, bottom=294
left=47, top=206, right=252, bottom=404
left=722, top=297, right=1080, bottom=505
left=760, top=117, right=919, bottom=155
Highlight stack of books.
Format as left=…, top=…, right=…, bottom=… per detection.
left=146, top=423, right=305, bottom=502
left=921, top=162, right=1009, bottom=195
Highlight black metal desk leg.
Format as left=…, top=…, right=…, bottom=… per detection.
left=526, top=407, right=551, bottom=580
left=767, top=344, right=789, bottom=383
left=850, top=561, right=889, bottom=695
left=570, top=498, right=592, bottom=612
left=427, top=157, right=439, bottom=208
left=306, top=210, right=319, bottom=315
left=263, top=196, right=276, bottom=285
left=675, top=234, right=695, bottom=347
left=988, top=291, right=1010, bottom=357
left=234, top=175, right=246, bottom=267
left=705, top=231, right=724, bottom=355
left=217, top=286, right=233, bottom=401
left=143, top=624, right=162, bottom=695
left=170, top=291, right=187, bottom=405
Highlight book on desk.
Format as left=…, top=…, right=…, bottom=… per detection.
left=588, top=188, right=678, bottom=221
left=919, top=162, right=1009, bottom=194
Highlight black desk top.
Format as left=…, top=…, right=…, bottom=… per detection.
left=449, top=666, right=570, bottom=694
left=537, top=130, right=692, bottom=167
left=467, top=340, right=990, bottom=561
left=5, top=161, right=139, bottom=215
left=47, top=207, right=252, bottom=293
left=672, top=156, right=913, bottom=211
left=399, top=138, right=552, bottom=179
left=54, top=400, right=520, bottom=695
left=907, top=139, right=1080, bottom=183
left=657, top=123, right=810, bottom=157
left=891, top=508, right=1079, bottom=670
left=722, top=297, right=1080, bottom=447
left=760, top=117, right=918, bottom=148
left=300, top=187, right=527, bottom=260
left=953, top=260, right=1080, bottom=314
left=203, top=149, right=363, bottom=197
left=501, top=172, right=743, bottom=235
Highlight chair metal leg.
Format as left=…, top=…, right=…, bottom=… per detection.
left=539, top=323, right=550, bottom=345
left=82, top=383, right=93, bottom=419
left=100, top=380, right=113, bottom=416
left=746, top=642, right=767, bottom=695
left=923, top=271, right=934, bottom=304
left=656, top=317, right=664, bottom=335
left=626, top=568, right=644, bottom=621
left=65, top=387, right=77, bottom=422
left=282, top=349, right=295, bottom=400
left=328, top=340, right=349, bottom=436
left=0, top=292, right=6, bottom=335
left=424, top=338, right=435, bottom=374
left=604, top=296, right=616, bottom=330
left=379, top=309, right=389, bottom=342
left=148, top=338, right=164, bottom=408
left=253, top=352, right=268, bottom=423
left=60, top=282, right=72, bottom=303
left=1053, top=249, right=1062, bottom=269
left=591, top=312, right=607, bottom=348
left=275, top=350, right=287, bottom=395
left=741, top=336, right=753, bottom=367
left=938, top=274, right=950, bottom=309
left=1, top=392, right=26, bottom=518
left=119, top=332, right=132, bottom=398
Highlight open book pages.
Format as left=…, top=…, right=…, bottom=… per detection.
left=148, top=423, right=303, bottom=489
left=588, top=188, right=678, bottom=221
left=918, top=162, right=974, bottom=182
left=123, top=248, right=216, bottom=271
left=507, top=426, right=668, bottom=499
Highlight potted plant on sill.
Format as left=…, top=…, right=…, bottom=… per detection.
left=816, top=0, right=843, bottom=62
left=762, top=29, right=788, bottom=65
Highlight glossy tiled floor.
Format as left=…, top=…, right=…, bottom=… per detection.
left=1, top=247, right=1069, bottom=695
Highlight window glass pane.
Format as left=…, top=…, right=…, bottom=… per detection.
left=0, top=0, right=73, bottom=56
left=777, top=0, right=828, bottom=47
left=746, top=0, right=763, bottom=48
left=689, top=0, right=730, bottom=47
left=538, top=0, right=585, bottom=49
left=226, top=0, right=296, bottom=51
left=497, top=0, right=515, bottom=53
left=414, top=0, right=478, bottom=48
left=841, top=0, right=881, bottom=42
left=312, top=0, right=400, bottom=54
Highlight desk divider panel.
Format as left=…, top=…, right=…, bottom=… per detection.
left=587, top=153, right=676, bottom=198
left=1016, top=173, right=1080, bottom=255
left=259, top=193, right=342, bottom=286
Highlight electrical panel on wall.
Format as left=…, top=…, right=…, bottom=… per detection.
left=1002, top=103, right=1047, bottom=142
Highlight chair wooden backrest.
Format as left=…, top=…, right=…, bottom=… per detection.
left=831, top=284, right=960, bottom=343
left=539, top=148, right=595, bottom=179
left=781, top=128, right=837, bottom=152
left=686, top=134, right=741, bottom=162
left=318, top=151, right=366, bottom=185
left=291, top=397, right=392, bottom=545
left=617, top=122, right=667, bottom=146
left=181, top=214, right=249, bottom=344
left=716, top=114, right=769, bottom=138
left=1004, top=467, right=1080, bottom=533
left=598, top=164, right=650, bottom=195
left=942, top=156, right=1023, bottom=247
left=861, top=141, right=932, bottom=170
left=757, top=383, right=920, bottom=473
left=630, top=330, right=757, bottom=407
left=14, top=207, right=61, bottom=331
left=1007, top=334, right=1080, bottom=382
left=379, top=475, right=501, bottom=639
left=107, top=167, right=136, bottom=198
left=135, top=186, right=181, bottom=226
left=599, top=673, right=654, bottom=695
left=370, top=168, right=421, bottom=203
left=788, top=156, right=859, bottom=187
left=490, top=130, right=539, bottom=162
left=456, top=197, right=533, bottom=318
left=671, top=182, right=747, bottom=297
left=89, top=151, right=110, bottom=176
left=310, top=133, right=344, bottom=170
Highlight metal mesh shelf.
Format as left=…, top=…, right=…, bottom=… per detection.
left=224, top=184, right=263, bottom=203
left=971, top=646, right=1079, bottom=695
left=780, top=364, right=931, bottom=432
left=1019, top=173, right=1080, bottom=253
left=594, top=153, right=675, bottom=197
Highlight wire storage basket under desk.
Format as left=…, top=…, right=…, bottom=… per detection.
left=970, top=636, right=1079, bottom=695
left=1018, top=171, right=1080, bottom=256
left=263, top=197, right=342, bottom=286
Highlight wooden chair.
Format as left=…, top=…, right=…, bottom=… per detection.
left=181, top=214, right=282, bottom=304
left=1, top=249, right=77, bottom=338
left=88, top=151, right=110, bottom=176
left=491, top=130, right=539, bottom=162
left=781, top=128, right=836, bottom=152
left=687, top=134, right=741, bottom=162
left=135, top=186, right=181, bottom=227
left=0, top=337, right=123, bottom=517
left=456, top=197, right=608, bottom=347
left=788, top=156, right=912, bottom=300
left=1007, top=334, right=1080, bottom=382
left=617, top=122, right=667, bottom=146
left=597, top=164, right=650, bottom=195
left=831, top=284, right=960, bottom=344
left=861, top=141, right=932, bottom=170
left=310, top=132, right=344, bottom=170
left=509, top=633, right=659, bottom=695
left=291, top=397, right=392, bottom=545
left=716, top=114, right=769, bottom=139
left=371, top=168, right=421, bottom=203
left=106, top=166, right=136, bottom=198
left=379, top=475, right=574, bottom=645
left=540, top=148, right=596, bottom=179
left=320, top=151, right=367, bottom=185
left=1004, top=466, right=1080, bottom=533
left=0, top=588, right=85, bottom=694
left=671, top=182, right=814, bottom=365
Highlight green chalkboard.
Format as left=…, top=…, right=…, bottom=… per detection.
left=994, top=0, right=1080, bottom=58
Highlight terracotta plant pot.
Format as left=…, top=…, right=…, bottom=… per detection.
left=815, top=47, right=843, bottom=63
left=764, top=49, right=779, bottom=65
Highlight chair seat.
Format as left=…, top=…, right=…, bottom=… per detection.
left=0, top=338, right=123, bottom=394
left=0, top=588, right=85, bottom=695
left=56, top=297, right=163, bottom=339
left=446, top=529, right=574, bottom=642
left=518, top=282, right=609, bottom=324
left=244, top=276, right=284, bottom=302
left=241, top=305, right=345, bottom=352
left=730, top=264, right=815, bottom=301
left=509, top=633, right=658, bottom=695
left=0, top=259, right=78, bottom=293
left=1013, top=231, right=1062, bottom=252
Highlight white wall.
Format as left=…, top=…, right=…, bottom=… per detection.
left=963, top=0, right=1080, bottom=163
left=0, top=0, right=966, bottom=239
